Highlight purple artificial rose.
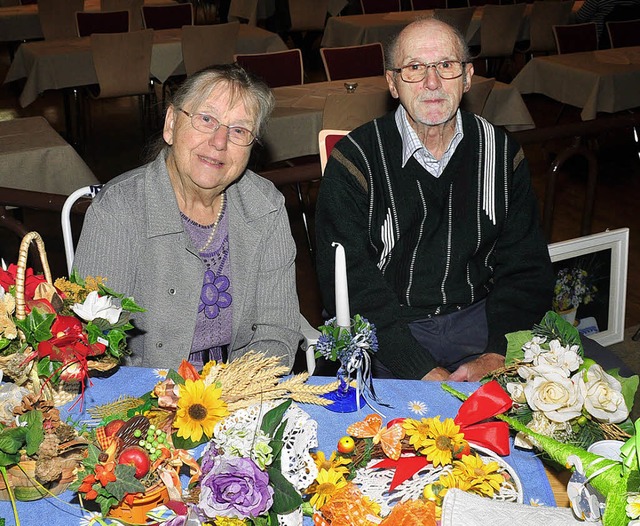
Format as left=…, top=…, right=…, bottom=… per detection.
left=200, top=442, right=219, bottom=476
left=198, top=456, right=274, bottom=519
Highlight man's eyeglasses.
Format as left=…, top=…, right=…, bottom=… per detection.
left=178, top=108, right=258, bottom=147
left=391, top=60, right=466, bottom=82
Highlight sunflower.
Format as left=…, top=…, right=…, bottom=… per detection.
left=452, top=453, right=504, bottom=497
left=419, top=417, right=465, bottom=467
left=214, top=518, right=248, bottom=526
left=309, top=468, right=348, bottom=509
left=403, top=417, right=433, bottom=452
left=174, top=379, right=228, bottom=443
left=312, top=450, right=351, bottom=475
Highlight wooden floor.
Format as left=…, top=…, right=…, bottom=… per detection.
left=1, top=43, right=639, bottom=348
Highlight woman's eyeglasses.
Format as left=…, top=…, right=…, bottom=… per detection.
left=178, top=108, right=258, bottom=146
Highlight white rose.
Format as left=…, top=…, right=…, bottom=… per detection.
left=584, top=364, right=629, bottom=423
left=513, top=411, right=572, bottom=449
left=523, top=364, right=585, bottom=422
left=506, top=382, right=527, bottom=404
left=523, top=336, right=546, bottom=363
left=72, top=290, right=122, bottom=325
left=537, top=340, right=582, bottom=376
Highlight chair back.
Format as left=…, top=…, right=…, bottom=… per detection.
left=234, top=49, right=304, bottom=88
left=61, top=185, right=103, bottom=275
left=228, top=0, right=258, bottom=24
left=319, top=129, right=349, bottom=174
left=101, top=0, right=144, bottom=31
left=142, top=3, right=193, bottom=30
left=553, top=22, right=598, bottom=54
left=322, top=90, right=394, bottom=130
left=76, top=10, right=130, bottom=37
left=38, top=0, right=84, bottom=40
left=182, top=22, right=240, bottom=76
left=606, top=19, right=640, bottom=48
left=476, top=3, right=527, bottom=58
left=288, top=0, right=329, bottom=31
left=460, top=76, right=495, bottom=115
left=433, top=6, right=476, bottom=37
left=320, top=43, right=385, bottom=81
left=360, top=0, right=401, bottom=13
left=90, top=29, right=154, bottom=98
left=527, top=0, right=574, bottom=54
left=411, top=0, right=447, bottom=9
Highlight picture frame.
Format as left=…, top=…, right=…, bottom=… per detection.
left=548, top=228, right=629, bottom=346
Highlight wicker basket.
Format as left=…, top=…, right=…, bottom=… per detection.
left=0, top=459, right=77, bottom=501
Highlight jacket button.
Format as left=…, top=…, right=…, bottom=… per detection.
left=252, top=324, right=257, bottom=331
left=156, top=341, right=163, bottom=348
left=168, top=288, right=176, bottom=295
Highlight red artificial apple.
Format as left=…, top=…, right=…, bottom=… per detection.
left=104, top=419, right=126, bottom=438
left=118, top=446, right=151, bottom=479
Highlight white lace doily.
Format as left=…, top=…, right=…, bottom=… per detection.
left=351, top=444, right=523, bottom=517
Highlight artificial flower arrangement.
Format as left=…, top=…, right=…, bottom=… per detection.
left=553, top=265, right=598, bottom=313
left=70, top=352, right=338, bottom=525
left=485, top=310, right=638, bottom=453
left=0, top=263, right=143, bottom=403
left=305, top=382, right=521, bottom=524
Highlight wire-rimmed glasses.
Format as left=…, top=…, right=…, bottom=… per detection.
left=178, top=108, right=259, bottom=146
left=391, top=60, right=467, bottom=82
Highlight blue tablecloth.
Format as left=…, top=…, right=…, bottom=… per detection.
left=0, top=367, right=557, bottom=525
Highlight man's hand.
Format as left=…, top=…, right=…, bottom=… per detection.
left=448, top=353, right=505, bottom=382
left=422, top=367, right=451, bottom=381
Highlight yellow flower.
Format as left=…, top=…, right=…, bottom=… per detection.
left=419, top=417, right=465, bottom=467
left=452, top=453, right=505, bottom=498
left=312, top=450, right=351, bottom=475
left=309, top=468, right=348, bottom=510
left=174, top=379, right=228, bottom=442
left=627, top=493, right=640, bottom=519
left=214, top=518, right=247, bottom=526
left=403, top=417, right=433, bottom=452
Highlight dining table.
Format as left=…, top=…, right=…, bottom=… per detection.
left=261, top=74, right=535, bottom=164
left=0, top=366, right=559, bottom=526
left=3, top=25, right=288, bottom=108
left=0, top=116, right=99, bottom=195
left=0, top=0, right=176, bottom=43
left=320, top=2, right=583, bottom=49
left=511, top=45, right=640, bottom=121
left=231, top=0, right=348, bottom=23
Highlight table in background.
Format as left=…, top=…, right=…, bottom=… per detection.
left=231, top=0, right=348, bottom=21
left=263, top=75, right=534, bottom=163
left=0, top=116, right=99, bottom=195
left=0, top=0, right=176, bottom=42
left=3, top=26, right=288, bottom=108
left=320, top=2, right=583, bottom=49
left=0, top=366, right=556, bottom=526
left=512, top=45, right=640, bottom=121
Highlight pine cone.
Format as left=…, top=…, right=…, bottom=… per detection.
left=35, top=456, right=63, bottom=483
left=55, top=422, right=78, bottom=444
left=38, top=433, right=60, bottom=458
left=3, top=353, right=30, bottom=383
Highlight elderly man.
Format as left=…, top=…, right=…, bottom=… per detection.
left=315, top=18, right=554, bottom=382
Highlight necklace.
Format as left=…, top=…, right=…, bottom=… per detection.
left=199, top=192, right=226, bottom=252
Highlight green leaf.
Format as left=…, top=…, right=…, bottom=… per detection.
left=14, top=308, right=55, bottom=344
left=171, top=431, right=205, bottom=450
left=260, top=400, right=292, bottom=437
left=85, top=322, right=105, bottom=344
left=21, top=410, right=44, bottom=457
left=167, top=369, right=185, bottom=386
left=0, top=450, right=20, bottom=467
left=107, top=329, right=126, bottom=356
left=83, top=443, right=103, bottom=469
left=69, top=270, right=85, bottom=286
left=96, top=492, right=120, bottom=517
left=107, top=464, right=145, bottom=501
left=504, top=330, right=532, bottom=365
left=0, top=427, right=27, bottom=455
left=0, top=338, right=11, bottom=351
left=267, top=467, right=302, bottom=514
left=121, top=297, right=145, bottom=313
left=611, top=371, right=639, bottom=414
left=36, top=357, right=62, bottom=385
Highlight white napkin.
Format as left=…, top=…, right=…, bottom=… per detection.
left=441, top=489, right=592, bottom=526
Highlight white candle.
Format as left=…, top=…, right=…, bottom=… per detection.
left=332, top=242, right=351, bottom=329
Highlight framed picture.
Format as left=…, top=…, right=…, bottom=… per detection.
left=548, top=228, right=629, bottom=346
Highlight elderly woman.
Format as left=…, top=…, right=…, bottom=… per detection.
left=73, top=64, right=300, bottom=370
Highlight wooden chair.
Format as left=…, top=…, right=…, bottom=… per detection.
left=519, top=0, right=575, bottom=58
left=37, top=0, right=84, bottom=40
left=320, top=43, right=385, bottom=81
left=76, top=10, right=130, bottom=37
left=182, top=22, right=240, bottom=76
left=101, top=0, right=144, bottom=31
left=553, top=22, right=598, bottom=54
left=411, top=0, right=447, bottom=9
left=322, top=90, right=394, bottom=130
left=319, top=129, right=349, bottom=174
left=234, top=49, right=304, bottom=88
left=433, top=6, right=476, bottom=38
left=606, top=19, right=640, bottom=48
left=84, top=29, right=155, bottom=140
left=471, top=3, right=526, bottom=79
left=360, top=0, right=401, bottom=13
left=142, top=3, right=193, bottom=30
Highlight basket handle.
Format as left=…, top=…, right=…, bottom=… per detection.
left=15, top=231, right=53, bottom=322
